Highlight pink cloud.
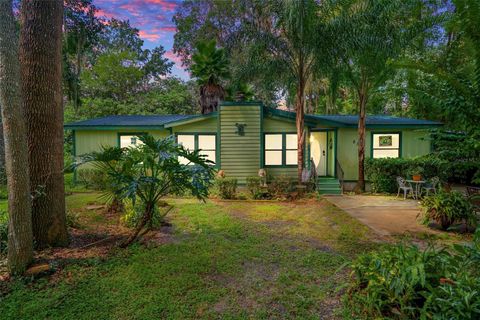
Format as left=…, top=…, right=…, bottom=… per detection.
left=164, top=50, right=183, bottom=65
left=143, top=0, right=177, bottom=11
left=95, top=8, right=117, bottom=20
left=139, top=30, right=161, bottom=41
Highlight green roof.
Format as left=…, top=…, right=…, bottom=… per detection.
left=64, top=106, right=442, bottom=130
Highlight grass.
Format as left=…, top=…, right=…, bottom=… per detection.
left=0, top=195, right=378, bottom=319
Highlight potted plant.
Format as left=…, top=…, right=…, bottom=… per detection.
left=409, top=166, right=424, bottom=181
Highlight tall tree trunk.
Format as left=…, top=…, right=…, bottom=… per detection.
left=354, top=89, right=367, bottom=193
left=296, top=74, right=306, bottom=183
left=0, top=0, right=33, bottom=274
left=20, top=0, right=68, bottom=248
left=0, top=112, right=5, bottom=183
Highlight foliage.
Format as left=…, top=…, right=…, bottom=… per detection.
left=344, top=231, right=480, bottom=319
left=430, top=130, right=480, bottom=184
left=267, top=175, right=297, bottom=198
left=190, top=40, right=229, bottom=114
left=215, top=177, right=238, bottom=200
left=77, top=169, right=109, bottom=190
left=0, top=210, right=6, bottom=254
left=365, top=157, right=448, bottom=193
left=420, top=190, right=477, bottom=230
left=66, top=210, right=82, bottom=229
left=81, top=134, right=215, bottom=246
left=121, top=201, right=167, bottom=229
left=246, top=176, right=269, bottom=199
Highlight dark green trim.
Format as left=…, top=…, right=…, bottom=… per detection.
left=263, top=132, right=297, bottom=168
left=117, top=132, right=146, bottom=148
left=65, top=125, right=166, bottom=131
left=72, top=130, right=77, bottom=184
left=334, top=128, right=338, bottom=178
left=175, top=132, right=219, bottom=168
left=370, top=131, right=403, bottom=158
left=216, top=110, right=221, bottom=168
left=260, top=105, right=264, bottom=169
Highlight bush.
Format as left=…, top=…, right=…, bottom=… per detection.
left=77, top=169, right=109, bottom=190
left=121, top=201, right=167, bottom=229
left=267, top=175, right=296, bottom=198
left=215, top=177, right=238, bottom=199
left=365, top=157, right=448, bottom=193
left=344, top=230, right=480, bottom=319
left=0, top=210, right=7, bottom=254
left=66, top=210, right=82, bottom=229
left=420, top=190, right=477, bottom=230
left=246, top=176, right=269, bottom=199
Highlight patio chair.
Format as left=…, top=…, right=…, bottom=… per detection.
left=422, top=176, right=440, bottom=196
left=396, top=176, right=414, bottom=199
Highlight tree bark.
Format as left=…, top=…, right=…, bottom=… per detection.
left=0, top=0, right=34, bottom=274
left=354, top=89, right=367, bottom=193
left=20, top=0, right=68, bottom=248
left=296, top=74, right=306, bottom=183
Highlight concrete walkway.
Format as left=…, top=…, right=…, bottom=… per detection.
left=324, top=195, right=437, bottom=236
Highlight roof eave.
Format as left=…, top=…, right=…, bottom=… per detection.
left=163, top=112, right=217, bottom=128
left=64, top=125, right=167, bottom=131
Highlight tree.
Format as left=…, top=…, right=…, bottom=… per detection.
left=83, top=134, right=215, bottom=247
left=63, top=0, right=104, bottom=111
left=331, top=0, right=430, bottom=192
left=0, top=0, right=33, bottom=273
left=239, top=0, right=324, bottom=182
left=190, top=40, right=229, bottom=114
left=20, top=0, right=68, bottom=248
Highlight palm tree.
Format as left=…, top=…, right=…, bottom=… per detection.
left=190, top=40, right=229, bottom=114
left=330, top=0, right=431, bottom=192
left=239, top=0, right=325, bottom=183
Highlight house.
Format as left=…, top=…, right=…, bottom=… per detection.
left=65, top=101, right=442, bottom=194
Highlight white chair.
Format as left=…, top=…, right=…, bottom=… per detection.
left=422, top=176, right=440, bottom=196
left=396, top=176, right=414, bottom=199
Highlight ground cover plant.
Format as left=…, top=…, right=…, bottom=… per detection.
left=420, top=190, right=477, bottom=230
left=343, top=229, right=480, bottom=319
left=0, top=194, right=377, bottom=319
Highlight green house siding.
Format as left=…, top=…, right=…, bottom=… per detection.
left=336, top=128, right=432, bottom=180
left=220, top=105, right=261, bottom=184
left=171, top=117, right=218, bottom=133
left=263, top=118, right=296, bottom=131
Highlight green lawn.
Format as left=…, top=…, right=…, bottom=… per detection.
left=0, top=195, right=378, bottom=319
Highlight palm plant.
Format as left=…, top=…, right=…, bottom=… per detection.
left=329, top=0, right=431, bottom=192
left=238, top=0, right=326, bottom=183
left=81, top=134, right=215, bottom=247
left=190, top=39, right=229, bottom=114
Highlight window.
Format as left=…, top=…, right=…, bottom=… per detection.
left=264, top=133, right=298, bottom=166
left=119, top=134, right=144, bottom=148
left=372, top=133, right=400, bottom=158
left=177, top=134, right=216, bottom=165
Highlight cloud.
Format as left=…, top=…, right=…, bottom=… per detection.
left=138, top=30, right=161, bottom=41
left=164, top=50, right=183, bottom=65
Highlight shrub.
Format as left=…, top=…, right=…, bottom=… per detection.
left=77, top=168, right=109, bottom=190
left=365, top=157, right=448, bottom=193
left=268, top=175, right=296, bottom=198
left=215, top=177, right=237, bottom=199
left=0, top=210, right=7, bottom=254
left=246, top=176, right=269, bottom=199
left=420, top=190, right=477, bottom=230
left=121, top=201, right=167, bottom=229
left=66, top=210, right=82, bottom=229
left=344, top=230, right=480, bottom=319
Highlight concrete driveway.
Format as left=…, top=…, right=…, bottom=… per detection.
left=324, top=195, right=437, bottom=236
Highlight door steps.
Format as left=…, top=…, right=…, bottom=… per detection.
left=317, top=177, right=342, bottom=195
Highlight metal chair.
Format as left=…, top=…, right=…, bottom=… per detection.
left=396, top=176, right=414, bottom=199
left=422, top=176, right=440, bottom=196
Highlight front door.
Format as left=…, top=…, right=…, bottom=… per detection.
left=310, top=131, right=327, bottom=176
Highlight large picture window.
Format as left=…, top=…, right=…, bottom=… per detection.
left=264, top=133, right=298, bottom=166
left=177, top=134, right=216, bottom=165
left=372, top=133, right=400, bottom=158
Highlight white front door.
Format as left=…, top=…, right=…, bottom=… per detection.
left=310, top=131, right=327, bottom=176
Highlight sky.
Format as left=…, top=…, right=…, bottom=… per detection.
left=94, top=0, right=188, bottom=79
